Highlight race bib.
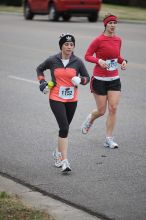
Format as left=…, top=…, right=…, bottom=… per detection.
left=59, top=86, right=74, bottom=99
left=106, top=58, right=118, bottom=71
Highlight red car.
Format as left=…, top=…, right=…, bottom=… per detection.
left=23, top=0, right=102, bottom=22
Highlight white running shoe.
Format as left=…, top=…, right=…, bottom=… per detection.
left=52, top=150, right=62, bottom=167
left=61, top=159, right=71, bottom=172
left=104, top=137, right=118, bottom=149
left=81, top=114, right=93, bottom=134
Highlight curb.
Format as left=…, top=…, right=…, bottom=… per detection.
left=0, top=174, right=101, bottom=220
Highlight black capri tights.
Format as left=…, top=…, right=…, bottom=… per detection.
left=49, top=99, right=77, bottom=138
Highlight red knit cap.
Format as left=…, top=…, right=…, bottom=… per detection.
left=103, top=15, right=117, bottom=26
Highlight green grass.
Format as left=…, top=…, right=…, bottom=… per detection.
left=0, top=191, right=54, bottom=220
left=0, top=3, right=146, bottom=21
left=0, top=5, right=22, bottom=13
left=100, top=4, right=146, bottom=21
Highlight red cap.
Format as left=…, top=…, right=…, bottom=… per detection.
left=103, top=15, right=117, bottom=26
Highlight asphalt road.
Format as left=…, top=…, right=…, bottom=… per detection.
left=0, top=13, right=146, bottom=220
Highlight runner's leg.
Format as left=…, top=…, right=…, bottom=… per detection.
left=106, top=90, right=121, bottom=137
left=65, top=102, right=77, bottom=125
left=50, top=100, right=77, bottom=161
left=49, top=100, right=69, bottom=160
left=92, top=93, right=107, bottom=121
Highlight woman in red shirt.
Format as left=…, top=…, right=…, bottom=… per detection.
left=81, top=14, right=128, bottom=149
left=37, top=33, right=90, bottom=172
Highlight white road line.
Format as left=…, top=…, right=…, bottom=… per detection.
left=0, top=42, right=53, bottom=53
left=8, top=75, right=38, bottom=84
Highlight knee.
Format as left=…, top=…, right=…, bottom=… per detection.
left=109, top=105, right=117, bottom=115
left=98, top=109, right=106, bottom=117
left=92, top=108, right=105, bottom=118
left=59, top=126, right=69, bottom=138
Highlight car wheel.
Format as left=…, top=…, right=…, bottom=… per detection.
left=49, top=4, right=59, bottom=21
left=24, top=2, right=34, bottom=20
left=62, top=14, right=71, bottom=22
left=88, top=12, right=98, bottom=22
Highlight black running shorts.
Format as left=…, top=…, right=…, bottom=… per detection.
left=91, top=78, right=121, bottom=95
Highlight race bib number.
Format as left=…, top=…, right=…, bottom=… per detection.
left=59, top=86, right=74, bottom=99
left=106, top=58, right=118, bottom=71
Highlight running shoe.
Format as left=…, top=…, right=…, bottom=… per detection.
left=52, top=150, right=62, bottom=167
left=61, top=159, right=71, bottom=172
left=104, top=137, right=118, bottom=149
left=81, top=114, right=93, bottom=134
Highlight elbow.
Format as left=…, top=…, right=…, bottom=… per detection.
left=84, top=54, right=88, bottom=61
left=36, top=66, right=40, bottom=75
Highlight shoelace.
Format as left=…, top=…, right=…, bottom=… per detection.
left=107, top=138, right=117, bottom=146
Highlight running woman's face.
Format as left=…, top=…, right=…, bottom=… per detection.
left=105, top=21, right=117, bottom=35
left=61, top=42, right=74, bottom=57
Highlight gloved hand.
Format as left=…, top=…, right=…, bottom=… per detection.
left=39, top=80, right=48, bottom=94
left=71, top=76, right=81, bottom=86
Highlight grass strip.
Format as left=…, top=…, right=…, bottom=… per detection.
left=0, top=4, right=146, bottom=21
left=0, top=191, right=54, bottom=220
left=100, top=4, right=146, bottom=21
